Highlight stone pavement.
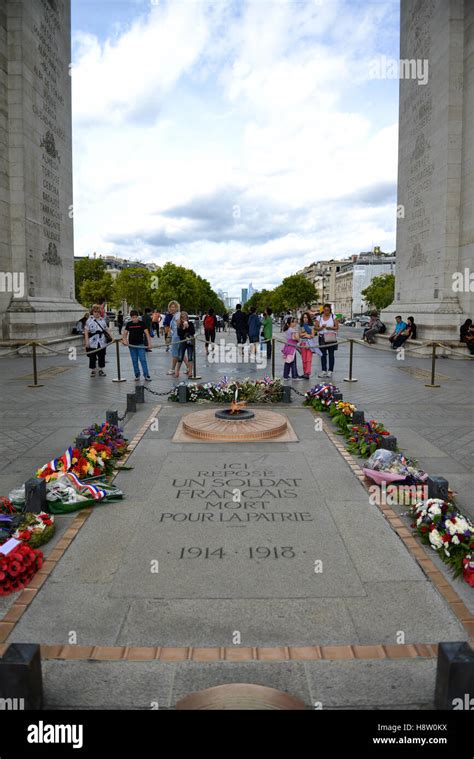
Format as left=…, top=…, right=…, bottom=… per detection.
left=40, top=658, right=438, bottom=710
left=0, top=325, right=471, bottom=515
left=0, top=326, right=472, bottom=709
left=8, top=405, right=466, bottom=649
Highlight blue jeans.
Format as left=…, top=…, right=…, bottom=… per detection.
left=129, top=346, right=150, bottom=377
left=320, top=345, right=335, bottom=372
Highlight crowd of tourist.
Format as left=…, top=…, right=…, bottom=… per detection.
left=78, top=297, right=474, bottom=382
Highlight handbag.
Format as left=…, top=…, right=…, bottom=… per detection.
left=93, top=318, right=113, bottom=344
left=320, top=331, right=337, bottom=344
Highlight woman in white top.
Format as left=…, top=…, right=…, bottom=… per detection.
left=84, top=304, right=113, bottom=378
left=315, top=304, right=339, bottom=378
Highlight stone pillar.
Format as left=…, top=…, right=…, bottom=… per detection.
left=1, top=0, right=83, bottom=340
left=382, top=0, right=473, bottom=341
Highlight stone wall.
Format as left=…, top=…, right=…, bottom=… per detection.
left=382, top=0, right=474, bottom=340
left=0, top=0, right=82, bottom=340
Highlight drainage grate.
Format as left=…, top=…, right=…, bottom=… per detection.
left=397, top=366, right=453, bottom=381
left=18, top=365, right=74, bottom=380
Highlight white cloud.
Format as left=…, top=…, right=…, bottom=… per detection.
left=72, top=0, right=399, bottom=296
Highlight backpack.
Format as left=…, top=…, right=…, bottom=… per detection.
left=378, top=322, right=386, bottom=334
left=204, top=315, right=214, bottom=331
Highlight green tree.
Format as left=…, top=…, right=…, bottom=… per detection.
left=154, top=263, right=224, bottom=314
left=74, top=257, right=106, bottom=301
left=154, top=263, right=200, bottom=311
left=114, top=267, right=155, bottom=311
left=278, top=274, right=318, bottom=310
left=244, top=289, right=274, bottom=313
left=361, top=273, right=395, bottom=311
left=195, top=274, right=225, bottom=314
left=79, top=274, right=115, bottom=309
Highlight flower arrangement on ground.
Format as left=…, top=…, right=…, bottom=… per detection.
left=410, top=498, right=474, bottom=581
left=363, top=449, right=427, bottom=486
left=304, top=383, right=341, bottom=411
left=346, top=420, right=391, bottom=457
left=463, top=555, right=474, bottom=587
left=36, top=443, right=115, bottom=482
left=12, top=512, right=55, bottom=548
left=329, top=401, right=357, bottom=432
left=169, top=376, right=283, bottom=404
left=81, top=423, right=128, bottom=458
left=0, top=542, right=43, bottom=596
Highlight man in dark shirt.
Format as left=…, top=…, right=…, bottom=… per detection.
left=122, top=310, right=152, bottom=380
left=231, top=304, right=248, bottom=345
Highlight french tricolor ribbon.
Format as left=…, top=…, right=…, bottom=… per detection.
left=314, top=384, right=330, bottom=396
left=39, top=446, right=74, bottom=475
left=66, top=472, right=106, bottom=500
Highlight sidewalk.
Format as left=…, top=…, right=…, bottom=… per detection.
left=0, top=326, right=471, bottom=517
left=0, top=328, right=472, bottom=709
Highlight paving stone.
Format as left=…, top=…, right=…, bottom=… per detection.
left=8, top=584, right=130, bottom=646
left=345, top=582, right=467, bottom=644
left=304, top=659, right=437, bottom=707
left=116, top=599, right=359, bottom=647
left=42, top=660, right=175, bottom=709
left=326, top=500, right=425, bottom=582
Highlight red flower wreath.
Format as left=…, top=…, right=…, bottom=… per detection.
left=0, top=543, right=43, bottom=596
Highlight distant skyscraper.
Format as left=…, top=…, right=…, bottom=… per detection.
left=241, top=288, right=248, bottom=304
left=248, top=283, right=255, bottom=299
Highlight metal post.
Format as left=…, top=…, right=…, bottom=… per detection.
left=282, top=386, right=292, bottom=403
left=352, top=410, right=365, bottom=425
left=343, top=339, right=358, bottom=382
left=434, top=642, right=474, bottom=709
left=427, top=476, right=449, bottom=500
left=112, top=339, right=126, bottom=383
left=272, top=338, right=276, bottom=379
left=189, top=336, right=201, bottom=380
left=25, top=478, right=47, bottom=513
left=0, top=644, right=43, bottom=710
left=27, top=343, right=44, bottom=388
left=126, top=393, right=137, bottom=413
left=75, top=433, right=92, bottom=450
left=425, top=342, right=440, bottom=387
left=106, top=410, right=119, bottom=426
left=135, top=385, right=145, bottom=403
left=379, top=434, right=397, bottom=452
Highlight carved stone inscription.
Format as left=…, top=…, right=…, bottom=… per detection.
left=32, top=1, right=66, bottom=259
left=163, top=462, right=314, bottom=528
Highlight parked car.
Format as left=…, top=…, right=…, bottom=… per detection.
left=358, top=315, right=371, bottom=325
left=344, top=319, right=358, bottom=327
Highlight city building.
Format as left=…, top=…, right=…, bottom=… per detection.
left=333, top=251, right=396, bottom=317
left=241, top=288, right=248, bottom=304
left=299, top=250, right=396, bottom=318
left=298, top=259, right=349, bottom=306
left=74, top=253, right=159, bottom=279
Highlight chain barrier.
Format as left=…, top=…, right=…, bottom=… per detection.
left=5, top=328, right=472, bottom=393
left=434, top=342, right=474, bottom=360
left=352, top=336, right=473, bottom=358
left=142, top=386, right=174, bottom=397
left=117, top=410, right=128, bottom=422
left=0, top=344, right=33, bottom=357
left=289, top=386, right=308, bottom=398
